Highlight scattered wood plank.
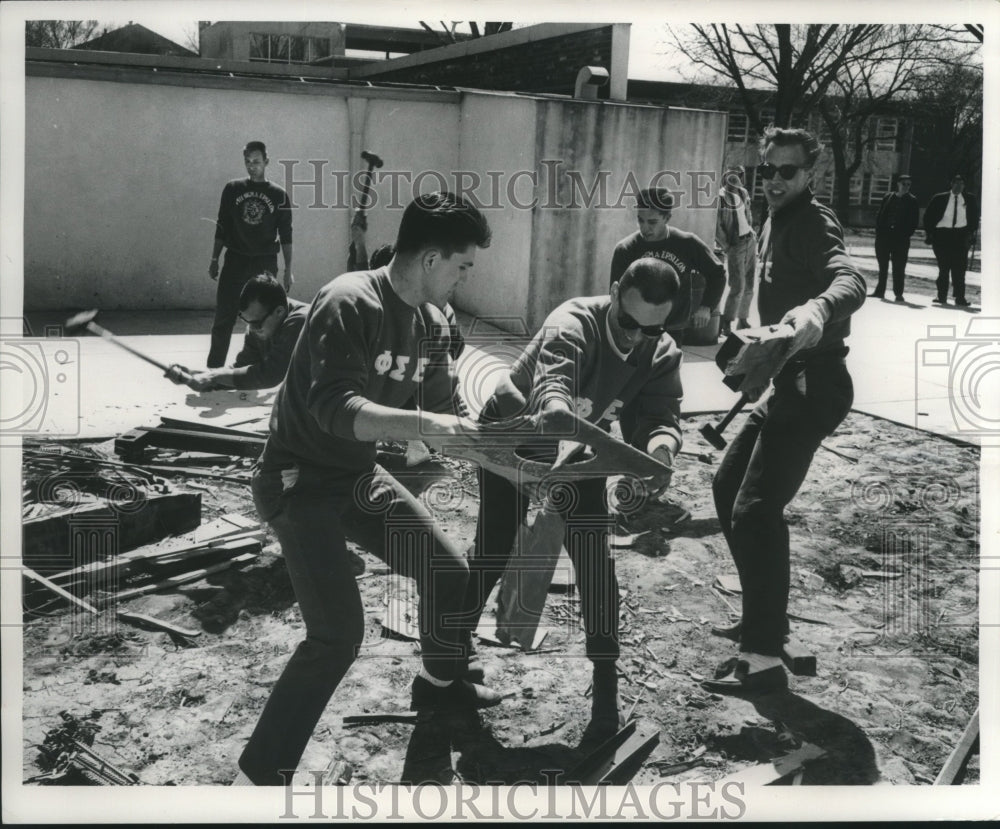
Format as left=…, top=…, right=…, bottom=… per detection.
left=22, top=567, right=100, bottom=615
left=715, top=743, right=826, bottom=786
left=157, top=417, right=265, bottom=439
left=343, top=713, right=420, bottom=727
left=115, top=611, right=201, bottom=638
left=115, top=427, right=265, bottom=461
left=782, top=638, right=817, bottom=677
left=934, top=708, right=979, bottom=785
left=566, top=720, right=661, bottom=785
left=102, top=552, right=257, bottom=605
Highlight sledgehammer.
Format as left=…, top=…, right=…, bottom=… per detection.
left=64, top=309, right=193, bottom=383
left=699, top=394, right=749, bottom=451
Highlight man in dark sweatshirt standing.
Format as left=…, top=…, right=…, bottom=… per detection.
left=610, top=187, right=725, bottom=344
left=233, top=192, right=496, bottom=786
left=704, top=128, right=866, bottom=695
left=208, top=141, right=293, bottom=367
left=459, top=257, right=682, bottom=749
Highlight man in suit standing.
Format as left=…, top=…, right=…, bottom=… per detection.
left=871, top=174, right=919, bottom=302
left=923, top=174, right=980, bottom=307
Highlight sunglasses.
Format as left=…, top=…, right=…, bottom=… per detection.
left=239, top=307, right=275, bottom=328
left=617, top=310, right=667, bottom=337
left=757, top=163, right=809, bottom=181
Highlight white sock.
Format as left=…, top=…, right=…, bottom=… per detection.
left=231, top=769, right=255, bottom=786
left=419, top=666, right=453, bottom=687
left=739, top=651, right=783, bottom=673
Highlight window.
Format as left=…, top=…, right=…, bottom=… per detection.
left=727, top=111, right=749, bottom=144
left=869, top=175, right=891, bottom=204
left=874, top=117, right=899, bottom=152
left=249, top=33, right=267, bottom=60
left=848, top=174, right=863, bottom=206
left=249, top=32, right=331, bottom=64
left=814, top=172, right=835, bottom=205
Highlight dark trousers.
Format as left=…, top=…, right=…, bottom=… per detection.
left=712, top=354, right=853, bottom=656
left=873, top=232, right=911, bottom=298
left=931, top=229, right=971, bottom=302
left=461, top=466, right=619, bottom=663
left=208, top=251, right=278, bottom=367
left=239, top=463, right=470, bottom=785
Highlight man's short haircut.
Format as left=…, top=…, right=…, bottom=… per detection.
left=243, top=141, right=268, bottom=159
left=618, top=257, right=680, bottom=305
left=239, top=273, right=286, bottom=312
left=759, top=127, right=822, bottom=168
left=395, top=192, right=492, bottom=257
left=369, top=243, right=396, bottom=269
left=636, top=188, right=674, bottom=212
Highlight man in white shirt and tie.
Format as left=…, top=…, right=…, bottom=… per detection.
left=922, top=174, right=980, bottom=307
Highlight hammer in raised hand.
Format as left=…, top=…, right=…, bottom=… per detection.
left=348, top=150, right=384, bottom=269
left=64, top=309, right=193, bottom=384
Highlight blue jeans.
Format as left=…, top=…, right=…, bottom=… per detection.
left=239, top=462, right=469, bottom=785
left=712, top=352, right=853, bottom=656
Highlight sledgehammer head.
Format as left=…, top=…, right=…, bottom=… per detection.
left=64, top=309, right=99, bottom=334
left=699, top=422, right=728, bottom=451
left=360, top=150, right=384, bottom=169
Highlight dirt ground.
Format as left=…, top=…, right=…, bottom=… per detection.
left=20, top=409, right=979, bottom=787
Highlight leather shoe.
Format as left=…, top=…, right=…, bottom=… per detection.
left=701, top=660, right=787, bottom=694
left=410, top=676, right=503, bottom=711
left=710, top=619, right=790, bottom=644
left=868, top=292, right=884, bottom=299
left=711, top=620, right=742, bottom=643
left=954, top=298, right=971, bottom=307
left=932, top=297, right=946, bottom=305
left=894, top=296, right=905, bottom=303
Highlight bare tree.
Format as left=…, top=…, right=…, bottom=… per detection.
left=25, top=20, right=104, bottom=49
left=666, top=23, right=980, bottom=219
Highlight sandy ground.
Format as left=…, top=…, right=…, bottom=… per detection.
left=21, top=406, right=979, bottom=787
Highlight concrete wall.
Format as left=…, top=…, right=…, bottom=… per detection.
left=24, top=58, right=725, bottom=328
left=524, top=101, right=726, bottom=331
left=24, top=73, right=457, bottom=310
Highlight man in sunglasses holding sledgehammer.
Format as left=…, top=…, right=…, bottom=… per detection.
left=702, top=128, right=866, bottom=695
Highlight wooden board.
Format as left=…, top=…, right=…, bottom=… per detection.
left=715, top=324, right=795, bottom=392
left=495, top=508, right=566, bottom=650
left=444, top=408, right=672, bottom=485
left=566, top=720, right=661, bottom=785
left=934, top=707, right=979, bottom=785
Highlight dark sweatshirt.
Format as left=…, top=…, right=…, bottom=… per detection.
left=215, top=178, right=292, bottom=257
left=231, top=298, right=308, bottom=390
left=491, top=295, right=684, bottom=457
left=261, top=268, right=461, bottom=471
left=609, top=229, right=726, bottom=326
left=756, top=188, right=866, bottom=356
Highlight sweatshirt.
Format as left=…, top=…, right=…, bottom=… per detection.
left=756, top=188, right=866, bottom=356
left=609, top=229, right=726, bottom=323
left=261, top=268, right=462, bottom=471
left=491, top=295, right=684, bottom=458
left=215, top=178, right=292, bottom=257
left=231, top=298, right=308, bottom=390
